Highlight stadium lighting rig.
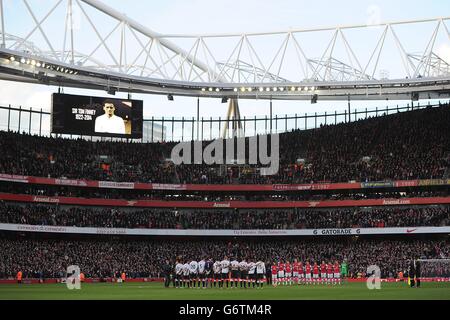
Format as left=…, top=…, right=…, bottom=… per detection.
left=0, top=50, right=449, bottom=101
left=0, top=1, right=448, bottom=102
left=199, top=85, right=318, bottom=96
left=6, top=54, right=79, bottom=76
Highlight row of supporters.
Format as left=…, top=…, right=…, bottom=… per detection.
left=0, top=104, right=448, bottom=184
left=0, top=182, right=446, bottom=201
left=0, top=237, right=448, bottom=280
left=0, top=203, right=448, bottom=229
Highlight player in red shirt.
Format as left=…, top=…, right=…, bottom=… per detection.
left=285, top=261, right=292, bottom=285
left=278, top=260, right=285, bottom=286
left=327, top=261, right=333, bottom=285
left=334, top=261, right=341, bottom=285
left=298, top=261, right=304, bottom=285
left=320, top=261, right=327, bottom=285
left=305, top=261, right=312, bottom=285
left=313, top=262, right=319, bottom=285
left=271, top=262, right=278, bottom=287
left=293, top=259, right=300, bottom=285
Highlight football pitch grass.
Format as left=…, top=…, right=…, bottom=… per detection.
left=0, top=282, right=449, bottom=300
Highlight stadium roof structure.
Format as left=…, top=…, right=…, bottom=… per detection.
left=0, top=0, right=449, bottom=101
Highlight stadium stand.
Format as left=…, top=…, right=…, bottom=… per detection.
left=0, top=182, right=447, bottom=201
left=0, top=236, right=448, bottom=280
left=0, top=104, right=448, bottom=184
left=0, top=106, right=448, bottom=283
left=0, top=203, right=448, bottom=230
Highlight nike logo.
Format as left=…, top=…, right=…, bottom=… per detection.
left=308, top=202, right=320, bottom=207
left=406, top=229, right=417, bottom=233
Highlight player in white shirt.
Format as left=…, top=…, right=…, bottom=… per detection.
left=182, top=260, right=190, bottom=288
left=94, top=101, right=126, bottom=135
left=230, top=258, right=240, bottom=288
left=189, top=260, right=199, bottom=288
left=220, top=256, right=230, bottom=288
left=256, top=260, right=266, bottom=289
left=248, top=260, right=256, bottom=288
left=239, top=259, right=248, bottom=288
left=213, top=260, right=221, bottom=288
left=175, top=259, right=184, bottom=288
left=198, top=258, right=206, bottom=289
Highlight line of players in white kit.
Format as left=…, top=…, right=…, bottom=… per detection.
left=173, top=256, right=342, bottom=289
left=175, top=256, right=267, bottom=289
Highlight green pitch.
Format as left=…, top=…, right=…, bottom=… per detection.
left=0, top=282, right=449, bottom=300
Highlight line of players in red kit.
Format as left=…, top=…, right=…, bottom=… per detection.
left=272, top=260, right=342, bottom=286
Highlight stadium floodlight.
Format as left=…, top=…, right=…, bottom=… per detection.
left=259, top=87, right=264, bottom=92
left=297, top=87, right=302, bottom=91
left=20, top=58, right=26, bottom=64
left=266, top=87, right=271, bottom=92
left=279, top=87, right=285, bottom=92
left=215, top=88, right=220, bottom=92
left=247, top=87, right=253, bottom=92
left=291, top=87, right=296, bottom=92
left=31, top=60, right=36, bottom=66
left=240, top=87, right=246, bottom=92
left=9, top=56, right=15, bottom=62
left=273, top=87, right=278, bottom=92
left=208, top=87, right=213, bottom=92
left=201, top=88, right=206, bottom=92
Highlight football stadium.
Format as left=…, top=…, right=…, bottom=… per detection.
left=0, top=0, right=449, bottom=305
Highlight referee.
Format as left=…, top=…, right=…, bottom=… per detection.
left=415, top=259, right=421, bottom=288
left=162, top=259, right=172, bottom=288
left=408, top=260, right=416, bottom=288
left=265, top=261, right=272, bottom=286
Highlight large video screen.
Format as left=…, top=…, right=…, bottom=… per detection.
left=51, top=93, right=143, bottom=138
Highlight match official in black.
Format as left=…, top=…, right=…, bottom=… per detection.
left=415, top=259, right=421, bottom=288
left=266, top=261, right=272, bottom=286
left=163, top=259, right=172, bottom=288
left=408, top=260, right=416, bottom=288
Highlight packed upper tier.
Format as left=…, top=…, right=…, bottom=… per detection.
left=0, top=104, right=448, bottom=185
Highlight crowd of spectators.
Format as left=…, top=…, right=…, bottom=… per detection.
left=0, top=104, right=448, bottom=184
left=0, top=182, right=446, bottom=202
left=0, top=237, right=447, bottom=279
left=0, top=203, right=448, bottom=230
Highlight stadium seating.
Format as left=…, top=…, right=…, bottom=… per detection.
left=0, top=104, right=448, bottom=184
left=0, top=105, right=448, bottom=282
left=0, top=203, right=448, bottom=230
left=0, top=236, right=447, bottom=279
